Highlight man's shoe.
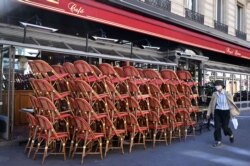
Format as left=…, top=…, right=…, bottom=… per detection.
left=229, top=135, right=234, bottom=143
left=212, top=141, right=222, bottom=147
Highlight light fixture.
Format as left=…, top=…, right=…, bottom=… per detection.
left=91, top=36, right=119, bottom=42
left=19, top=22, right=58, bottom=32
left=20, top=21, right=58, bottom=43
left=141, top=45, right=160, bottom=50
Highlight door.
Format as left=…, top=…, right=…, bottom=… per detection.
left=0, top=46, right=15, bottom=140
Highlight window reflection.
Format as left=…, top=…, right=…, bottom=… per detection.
left=203, top=70, right=250, bottom=103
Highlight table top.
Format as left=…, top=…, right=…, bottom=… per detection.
left=198, top=106, right=208, bottom=112
left=19, top=108, right=34, bottom=113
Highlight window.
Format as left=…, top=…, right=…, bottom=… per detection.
left=186, top=0, right=197, bottom=11
left=216, top=0, right=224, bottom=23
left=236, top=3, right=244, bottom=31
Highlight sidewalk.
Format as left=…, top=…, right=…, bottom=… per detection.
left=1, top=111, right=250, bottom=166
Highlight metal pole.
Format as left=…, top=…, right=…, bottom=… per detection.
left=23, top=26, right=27, bottom=43
left=130, top=42, right=133, bottom=58
left=7, top=46, right=15, bottom=140
left=85, top=33, right=89, bottom=52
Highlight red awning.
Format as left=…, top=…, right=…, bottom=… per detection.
left=17, top=0, right=250, bottom=59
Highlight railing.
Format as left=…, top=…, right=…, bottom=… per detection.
left=235, top=29, right=247, bottom=40
left=139, top=0, right=171, bottom=12
left=214, top=20, right=228, bottom=33
left=185, top=8, right=204, bottom=24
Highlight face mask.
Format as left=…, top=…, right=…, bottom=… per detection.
left=215, top=85, right=223, bottom=91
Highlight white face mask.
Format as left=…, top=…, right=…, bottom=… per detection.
left=215, top=85, right=223, bottom=91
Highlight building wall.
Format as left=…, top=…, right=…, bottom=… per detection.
left=169, top=0, right=250, bottom=41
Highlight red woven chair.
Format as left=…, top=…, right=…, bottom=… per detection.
left=123, top=66, right=149, bottom=94
left=105, top=80, right=129, bottom=101
left=35, top=79, right=72, bottom=112
left=75, top=80, right=109, bottom=113
left=99, top=63, right=129, bottom=93
left=52, top=64, right=67, bottom=75
left=74, top=98, right=107, bottom=132
left=126, top=113, right=148, bottom=152
left=176, top=70, right=198, bottom=87
left=177, top=96, right=198, bottom=121
left=36, top=97, right=71, bottom=131
left=177, top=83, right=199, bottom=105
left=33, top=115, right=69, bottom=164
left=123, top=66, right=147, bottom=85
left=32, top=60, right=69, bottom=91
left=160, top=69, right=182, bottom=86
left=166, top=82, right=184, bottom=100
left=127, top=97, right=150, bottom=128
left=137, top=68, right=146, bottom=79
left=148, top=111, right=170, bottom=148
left=63, top=62, right=79, bottom=78
left=148, top=83, right=170, bottom=100
left=29, top=61, right=42, bottom=79
left=74, top=60, right=106, bottom=85
left=24, top=113, right=39, bottom=158
left=104, top=117, right=126, bottom=157
left=29, top=95, right=42, bottom=114
left=71, top=116, right=105, bottom=164
left=29, top=78, right=41, bottom=96
left=91, top=64, right=103, bottom=76
left=114, top=66, right=125, bottom=78
left=143, top=69, right=169, bottom=86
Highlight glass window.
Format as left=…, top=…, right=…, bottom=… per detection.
left=236, top=3, right=244, bottom=31
left=216, top=0, right=224, bottom=23
left=186, top=0, right=197, bottom=11
left=241, top=75, right=248, bottom=101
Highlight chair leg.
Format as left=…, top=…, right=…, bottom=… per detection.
left=69, top=140, right=74, bottom=158
left=184, top=128, right=187, bottom=141
left=169, top=130, right=172, bottom=145
left=42, top=142, right=48, bottom=165
left=164, top=131, right=168, bottom=146
left=153, top=133, right=156, bottom=148
left=99, top=139, right=103, bottom=160
left=62, top=141, right=66, bottom=161
left=178, top=129, right=181, bottom=141
left=24, top=136, right=31, bottom=153
left=105, top=139, right=110, bottom=158
left=33, top=141, right=41, bottom=160
left=143, top=133, right=146, bottom=150
left=28, top=139, right=35, bottom=158
left=72, top=142, right=79, bottom=159
left=129, top=136, right=134, bottom=153
left=120, top=136, right=124, bottom=154
left=81, top=144, right=86, bottom=164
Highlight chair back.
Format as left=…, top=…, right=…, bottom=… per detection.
left=176, top=70, right=192, bottom=80
left=99, top=63, right=117, bottom=76
left=114, top=67, right=125, bottom=77
left=123, top=66, right=141, bottom=78
left=160, top=69, right=178, bottom=80
left=74, top=60, right=95, bottom=77
left=63, top=62, right=78, bottom=77
left=52, top=65, right=67, bottom=74
left=91, top=65, right=103, bottom=76
left=30, top=95, right=42, bottom=113
left=26, top=112, right=38, bottom=128
left=143, top=69, right=161, bottom=80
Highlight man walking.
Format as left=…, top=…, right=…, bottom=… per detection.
left=207, top=80, right=240, bottom=147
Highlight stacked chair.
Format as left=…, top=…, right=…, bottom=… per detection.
left=25, top=60, right=199, bottom=164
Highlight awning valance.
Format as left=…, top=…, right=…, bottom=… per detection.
left=16, top=0, right=250, bottom=59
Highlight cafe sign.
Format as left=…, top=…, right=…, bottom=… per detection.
left=18, top=0, right=85, bottom=16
